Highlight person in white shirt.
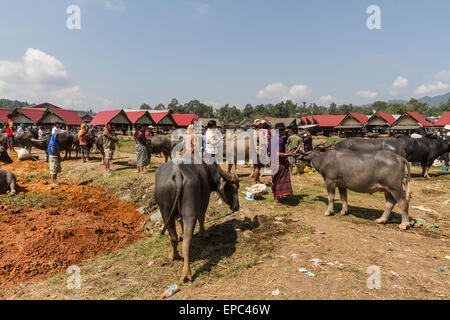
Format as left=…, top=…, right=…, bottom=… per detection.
left=204, top=120, right=224, bottom=161
left=38, top=127, right=44, bottom=139
left=52, top=123, right=64, bottom=135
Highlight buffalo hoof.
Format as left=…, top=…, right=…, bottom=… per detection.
left=180, top=273, right=193, bottom=283
left=399, top=222, right=410, bottom=230
left=169, top=252, right=181, bottom=261
left=324, top=211, right=333, bottom=216
left=339, top=210, right=348, bottom=216
left=375, top=217, right=388, bottom=224
left=200, top=231, right=209, bottom=239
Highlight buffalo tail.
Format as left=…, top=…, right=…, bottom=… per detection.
left=161, top=164, right=183, bottom=235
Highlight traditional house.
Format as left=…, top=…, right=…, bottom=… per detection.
left=149, top=111, right=177, bottom=133
left=222, top=119, right=238, bottom=130
left=81, top=114, right=93, bottom=124
left=335, top=113, right=369, bottom=137
left=90, top=110, right=132, bottom=133
left=0, top=110, right=13, bottom=126
left=125, top=111, right=156, bottom=128
left=197, top=118, right=221, bottom=129
left=268, top=118, right=297, bottom=130
left=365, top=113, right=396, bottom=134
left=312, top=115, right=346, bottom=136
left=40, top=108, right=85, bottom=129
left=390, top=112, right=432, bottom=134
left=12, top=108, right=46, bottom=126
left=25, top=102, right=61, bottom=110
left=239, top=118, right=253, bottom=129
left=434, top=112, right=450, bottom=127
left=172, top=114, right=199, bottom=128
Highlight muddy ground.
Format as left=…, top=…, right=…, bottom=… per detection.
left=0, top=144, right=449, bottom=300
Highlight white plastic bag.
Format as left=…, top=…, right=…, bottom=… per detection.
left=17, top=148, right=32, bottom=161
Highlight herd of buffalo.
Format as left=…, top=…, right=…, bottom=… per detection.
left=0, top=128, right=449, bottom=282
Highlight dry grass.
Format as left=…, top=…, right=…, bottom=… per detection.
left=1, top=148, right=449, bottom=300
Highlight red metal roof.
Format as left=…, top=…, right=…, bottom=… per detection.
left=349, top=113, right=369, bottom=124
left=15, top=108, right=46, bottom=124
left=393, top=112, right=432, bottom=127
left=306, top=116, right=314, bottom=124
left=371, top=113, right=396, bottom=125
left=90, top=110, right=130, bottom=126
left=313, top=115, right=346, bottom=127
left=172, top=114, right=199, bottom=126
left=434, top=112, right=450, bottom=126
left=0, top=110, right=13, bottom=123
left=150, top=112, right=171, bottom=124
left=300, top=116, right=308, bottom=124
left=47, top=108, right=84, bottom=125
left=126, top=111, right=151, bottom=124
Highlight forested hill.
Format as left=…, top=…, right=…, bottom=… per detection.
left=0, top=99, right=31, bottom=109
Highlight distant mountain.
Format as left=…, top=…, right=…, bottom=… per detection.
left=386, top=92, right=450, bottom=107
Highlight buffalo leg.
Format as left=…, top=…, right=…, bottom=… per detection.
left=397, top=197, right=410, bottom=230
left=376, top=191, right=396, bottom=225
left=181, top=215, right=197, bottom=282
left=325, top=184, right=336, bottom=216
left=167, top=218, right=181, bottom=261
left=338, top=188, right=349, bottom=215
left=421, top=163, right=431, bottom=178
left=164, top=152, right=169, bottom=163
left=227, top=163, right=233, bottom=173
left=198, top=211, right=209, bottom=239
left=177, top=217, right=184, bottom=242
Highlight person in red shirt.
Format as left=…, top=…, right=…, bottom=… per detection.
left=6, top=114, right=15, bottom=153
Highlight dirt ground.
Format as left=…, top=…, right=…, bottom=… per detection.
left=0, top=145, right=449, bottom=300
left=0, top=154, right=146, bottom=290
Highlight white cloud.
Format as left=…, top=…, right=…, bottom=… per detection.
left=355, top=90, right=377, bottom=99
left=392, top=76, right=408, bottom=88
left=104, top=0, right=125, bottom=12
left=0, top=48, right=85, bottom=108
left=256, top=82, right=312, bottom=102
left=434, top=70, right=450, bottom=81
left=287, top=85, right=312, bottom=100
left=414, top=81, right=449, bottom=96
left=317, top=95, right=336, bottom=105
left=256, top=82, right=288, bottom=100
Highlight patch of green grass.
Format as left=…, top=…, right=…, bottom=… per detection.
left=0, top=192, right=60, bottom=209
left=26, top=172, right=51, bottom=180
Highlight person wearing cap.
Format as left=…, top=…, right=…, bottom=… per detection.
left=5, top=114, right=15, bottom=153
left=252, top=119, right=269, bottom=184
left=103, top=123, right=119, bottom=173
left=269, top=123, right=296, bottom=204
left=47, top=130, right=62, bottom=188
left=78, top=123, right=90, bottom=163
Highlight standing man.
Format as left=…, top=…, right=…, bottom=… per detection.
left=269, top=123, right=296, bottom=205
left=134, top=125, right=150, bottom=173
left=78, top=124, right=90, bottom=163
left=286, top=128, right=303, bottom=175
left=47, top=131, right=62, bottom=188
left=302, top=130, right=313, bottom=152
left=204, top=120, right=224, bottom=162
left=103, top=123, right=119, bottom=173
left=6, top=114, right=15, bottom=153
left=252, top=119, right=269, bottom=184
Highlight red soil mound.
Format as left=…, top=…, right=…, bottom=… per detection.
left=0, top=157, right=148, bottom=289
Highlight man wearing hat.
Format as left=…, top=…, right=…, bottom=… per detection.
left=269, top=122, right=296, bottom=204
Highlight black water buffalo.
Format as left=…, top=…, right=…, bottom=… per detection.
left=298, top=147, right=412, bottom=230
left=30, top=132, right=75, bottom=162
left=0, top=147, right=13, bottom=164
left=147, top=135, right=173, bottom=162
left=0, top=131, right=36, bottom=151
left=334, top=137, right=408, bottom=158
left=396, top=135, right=450, bottom=178
left=155, top=161, right=240, bottom=282
left=0, top=170, right=17, bottom=195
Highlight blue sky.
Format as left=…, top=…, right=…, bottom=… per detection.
left=1, top=0, right=450, bottom=111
